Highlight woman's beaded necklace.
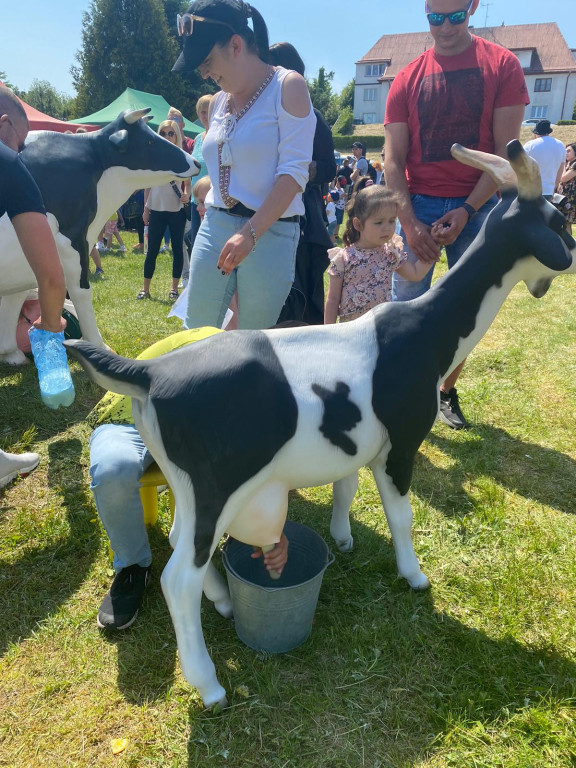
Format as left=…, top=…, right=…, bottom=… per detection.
left=217, top=66, right=276, bottom=208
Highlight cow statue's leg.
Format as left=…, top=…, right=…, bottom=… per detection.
left=66, top=283, right=106, bottom=348
left=370, top=456, right=430, bottom=590
left=330, top=472, right=358, bottom=552
left=0, top=292, right=30, bottom=365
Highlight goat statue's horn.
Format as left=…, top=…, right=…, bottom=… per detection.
left=451, top=144, right=517, bottom=190
left=506, top=139, right=542, bottom=201
left=124, top=108, right=152, bottom=125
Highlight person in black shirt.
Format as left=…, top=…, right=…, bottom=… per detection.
left=0, top=84, right=67, bottom=487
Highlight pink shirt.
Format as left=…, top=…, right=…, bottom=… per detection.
left=328, top=235, right=407, bottom=321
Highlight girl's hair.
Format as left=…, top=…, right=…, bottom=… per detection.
left=268, top=42, right=305, bottom=76
left=158, top=120, right=182, bottom=149
left=565, top=142, right=576, bottom=158
left=212, top=1, right=270, bottom=63
left=343, top=184, right=400, bottom=246
left=196, top=94, right=212, bottom=118
left=192, top=175, right=211, bottom=200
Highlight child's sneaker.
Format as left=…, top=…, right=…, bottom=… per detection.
left=95, top=267, right=104, bottom=276
left=120, top=245, right=127, bottom=252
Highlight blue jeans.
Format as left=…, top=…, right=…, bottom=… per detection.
left=90, top=424, right=154, bottom=572
left=185, top=207, right=300, bottom=330
left=392, top=194, right=498, bottom=301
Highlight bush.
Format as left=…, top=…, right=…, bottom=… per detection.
left=558, top=120, right=576, bottom=125
left=332, top=134, right=385, bottom=150
left=332, top=107, right=354, bottom=136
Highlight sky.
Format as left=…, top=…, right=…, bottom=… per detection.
left=2, top=0, right=575, bottom=100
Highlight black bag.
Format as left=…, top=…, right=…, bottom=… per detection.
left=364, top=158, right=377, bottom=183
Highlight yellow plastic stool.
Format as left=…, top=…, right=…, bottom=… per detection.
left=139, top=462, right=175, bottom=526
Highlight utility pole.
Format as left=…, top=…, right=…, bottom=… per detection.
left=480, top=1, right=493, bottom=26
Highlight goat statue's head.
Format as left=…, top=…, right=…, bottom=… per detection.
left=451, top=140, right=575, bottom=298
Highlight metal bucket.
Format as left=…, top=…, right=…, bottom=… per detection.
left=222, top=520, right=334, bottom=653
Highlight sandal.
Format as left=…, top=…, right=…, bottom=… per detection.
left=136, top=290, right=150, bottom=300
left=168, top=290, right=179, bottom=301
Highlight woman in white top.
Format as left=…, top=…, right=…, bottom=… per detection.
left=173, top=0, right=316, bottom=329
left=138, top=120, right=191, bottom=301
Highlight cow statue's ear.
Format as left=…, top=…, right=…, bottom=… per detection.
left=109, top=130, right=129, bottom=152
left=143, top=116, right=154, bottom=124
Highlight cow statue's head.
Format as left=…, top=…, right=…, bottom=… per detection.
left=99, top=108, right=200, bottom=183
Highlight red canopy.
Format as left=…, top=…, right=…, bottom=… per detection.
left=18, top=96, right=99, bottom=133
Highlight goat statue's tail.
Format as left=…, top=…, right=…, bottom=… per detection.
left=64, top=340, right=151, bottom=400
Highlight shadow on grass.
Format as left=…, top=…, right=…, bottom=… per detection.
left=411, top=424, right=576, bottom=518
left=185, top=490, right=576, bottom=766
left=0, top=437, right=100, bottom=656
left=103, top=523, right=180, bottom=705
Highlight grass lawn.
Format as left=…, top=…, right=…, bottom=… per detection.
left=1, top=229, right=575, bottom=767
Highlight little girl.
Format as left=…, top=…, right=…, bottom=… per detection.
left=324, top=184, right=434, bottom=323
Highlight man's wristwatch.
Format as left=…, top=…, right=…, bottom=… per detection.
left=461, top=202, right=477, bottom=220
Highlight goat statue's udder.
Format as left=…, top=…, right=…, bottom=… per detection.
left=225, top=481, right=288, bottom=548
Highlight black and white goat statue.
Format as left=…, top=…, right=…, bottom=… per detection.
left=66, top=141, right=575, bottom=709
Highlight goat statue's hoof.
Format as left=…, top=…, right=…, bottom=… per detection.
left=404, top=570, right=431, bottom=591
left=214, top=596, right=233, bottom=620
left=335, top=535, right=354, bottom=553
left=204, top=691, right=229, bottom=712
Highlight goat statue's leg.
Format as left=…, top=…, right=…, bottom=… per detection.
left=203, top=560, right=233, bottom=619
left=161, top=507, right=228, bottom=709
left=370, top=457, right=430, bottom=590
left=330, top=472, right=358, bottom=552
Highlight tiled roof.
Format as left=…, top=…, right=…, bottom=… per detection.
left=357, top=23, right=576, bottom=78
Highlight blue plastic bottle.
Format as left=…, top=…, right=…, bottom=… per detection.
left=28, top=327, right=75, bottom=409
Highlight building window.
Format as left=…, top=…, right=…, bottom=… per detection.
left=534, top=78, right=552, bottom=92
left=364, top=88, right=377, bottom=102
left=363, top=113, right=377, bottom=124
left=530, top=105, right=548, bottom=119
left=364, top=63, right=388, bottom=77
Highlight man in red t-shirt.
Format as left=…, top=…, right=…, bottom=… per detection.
left=384, top=0, right=529, bottom=428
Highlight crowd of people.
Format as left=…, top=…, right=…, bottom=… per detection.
left=2, top=0, right=574, bottom=633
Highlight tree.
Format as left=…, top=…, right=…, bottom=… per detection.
left=72, top=0, right=209, bottom=121
left=308, top=67, right=338, bottom=127
left=0, top=71, right=25, bottom=98
left=338, top=79, right=355, bottom=112
left=25, top=80, right=75, bottom=120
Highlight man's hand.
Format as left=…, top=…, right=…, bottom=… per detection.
left=403, top=219, right=441, bottom=264
left=430, top=207, right=469, bottom=246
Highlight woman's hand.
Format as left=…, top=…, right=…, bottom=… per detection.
left=217, top=227, right=253, bottom=274
left=142, top=208, right=150, bottom=225
left=181, top=192, right=190, bottom=204
left=251, top=533, right=289, bottom=576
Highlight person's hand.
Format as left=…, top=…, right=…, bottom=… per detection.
left=33, top=315, right=66, bottom=333
left=251, top=533, right=289, bottom=576
left=217, top=229, right=253, bottom=274
left=181, top=192, right=191, bottom=204
left=403, top=219, right=441, bottom=264
left=142, top=208, right=150, bottom=224
left=430, top=207, right=469, bottom=246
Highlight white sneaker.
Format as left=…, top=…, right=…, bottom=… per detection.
left=159, top=245, right=168, bottom=253
left=120, top=245, right=127, bottom=252
left=0, top=450, right=40, bottom=489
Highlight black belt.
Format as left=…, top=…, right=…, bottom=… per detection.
left=214, top=203, right=300, bottom=223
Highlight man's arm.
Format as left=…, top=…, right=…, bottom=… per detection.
left=384, top=122, right=440, bottom=263
left=432, top=104, right=525, bottom=245
left=554, top=158, right=564, bottom=193
left=11, top=212, right=66, bottom=333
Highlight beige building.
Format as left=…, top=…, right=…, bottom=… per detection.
left=354, top=22, right=576, bottom=125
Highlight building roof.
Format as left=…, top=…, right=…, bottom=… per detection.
left=357, top=22, right=576, bottom=79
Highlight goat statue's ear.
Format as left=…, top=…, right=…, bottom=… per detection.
left=109, top=129, right=129, bottom=152
left=531, top=226, right=573, bottom=273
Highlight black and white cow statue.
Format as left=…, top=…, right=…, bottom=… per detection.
left=0, top=109, right=198, bottom=364
left=66, top=141, right=575, bottom=709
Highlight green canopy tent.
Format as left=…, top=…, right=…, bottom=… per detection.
left=72, top=87, right=201, bottom=138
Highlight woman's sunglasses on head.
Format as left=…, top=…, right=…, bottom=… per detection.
left=425, top=0, right=473, bottom=26
left=160, top=130, right=176, bottom=138
left=176, top=13, right=235, bottom=37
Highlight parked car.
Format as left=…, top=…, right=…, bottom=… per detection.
left=334, top=150, right=342, bottom=166
left=522, top=118, right=557, bottom=128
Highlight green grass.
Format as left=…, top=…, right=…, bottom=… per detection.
left=1, top=230, right=575, bottom=767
